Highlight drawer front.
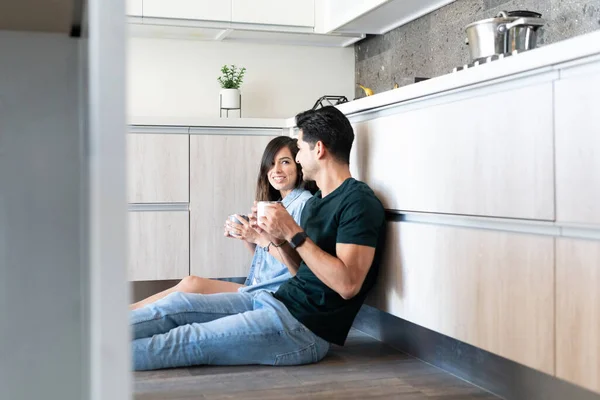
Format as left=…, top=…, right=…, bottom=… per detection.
left=350, top=82, right=554, bottom=220
left=128, top=211, right=189, bottom=281
left=127, top=134, right=189, bottom=203
left=555, top=69, right=600, bottom=225
left=556, top=238, right=600, bottom=393
left=371, top=222, right=555, bottom=374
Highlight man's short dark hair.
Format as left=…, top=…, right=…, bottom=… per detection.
left=295, top=106, right=354, bottom=164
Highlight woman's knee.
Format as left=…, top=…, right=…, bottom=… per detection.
left=177, top=275, right=208, bottom=293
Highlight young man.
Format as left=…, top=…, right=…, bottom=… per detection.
left=131, top=106, right=386, bottom=370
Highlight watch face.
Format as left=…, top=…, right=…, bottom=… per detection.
left=291, top=232, right=307, bottom=248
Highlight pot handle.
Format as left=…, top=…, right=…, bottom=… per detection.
left=499, top=17, right=546, bottom=32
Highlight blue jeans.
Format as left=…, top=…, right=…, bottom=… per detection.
left=131, top=290, right=330, bottom=370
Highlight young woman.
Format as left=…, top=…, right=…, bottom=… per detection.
left=130, top=136, right=314, bottom=310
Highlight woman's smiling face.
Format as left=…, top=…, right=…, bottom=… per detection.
left=268, top=146, right=298, bottom=194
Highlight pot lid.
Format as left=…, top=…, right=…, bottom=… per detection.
left=500, top=10, right=542, bottom=18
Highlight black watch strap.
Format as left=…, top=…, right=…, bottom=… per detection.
left=289, top=231, right=308, bottom=249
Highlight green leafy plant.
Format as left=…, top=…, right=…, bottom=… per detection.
left=217, top=64, right=247, bottom=89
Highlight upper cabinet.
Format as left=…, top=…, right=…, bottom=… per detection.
left=315, top=0, right=387, bottom=33
left=125, top=0, right=455, bottom=47
left=231, top=0, right=314, bottom=27
left=315, top=0, right=457, bottom=35
left=142, top=0, right=231, bottom=22
left=127, top=0, right=143, bottom=17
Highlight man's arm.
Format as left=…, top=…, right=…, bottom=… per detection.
left=254, top=236, right=303, bottom=276
left=259, top=203, right=377, bottom=299
left=290, top=237, right=375, bottom=300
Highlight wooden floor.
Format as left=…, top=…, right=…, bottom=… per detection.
left=133, top=329, right=500, bottom=400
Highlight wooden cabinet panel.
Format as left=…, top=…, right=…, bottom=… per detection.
left=557, top=238, right=600, bottom=393
left=190, top=135, right=275, bottom=278
left=555, top=70, right=600, bottom=225
left=370, top=222, right=555, bottom=374
left=128, top=211, right=189, bottom=281
left=127, top=134, right=189, bottom=203
left=350, top=83, right=554, bottom=220
left=231, top=0, right=314, bottom=27
left=143, top=0, right=231, bottom=22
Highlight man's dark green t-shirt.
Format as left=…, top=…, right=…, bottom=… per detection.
left=273, top=178, right=386, bottom=346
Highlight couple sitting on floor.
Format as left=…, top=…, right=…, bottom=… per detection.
left=130, top=106, right=386, bottom=371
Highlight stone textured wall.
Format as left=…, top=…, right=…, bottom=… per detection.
left=355, top=0, right=600, bottom=98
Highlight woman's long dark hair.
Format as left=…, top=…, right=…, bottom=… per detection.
left=255, top=136, right=317, bottom=201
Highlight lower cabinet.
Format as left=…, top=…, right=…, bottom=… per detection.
left=128, top=211, right=189, bottom=281
left=371, top=222, right=555, bottom=374
left=556, top=238, right=600, bottom=393
left=189, top=134, right=276, bottom=278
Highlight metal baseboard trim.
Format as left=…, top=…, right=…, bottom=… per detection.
left=353, top=305, right=600, bottom=400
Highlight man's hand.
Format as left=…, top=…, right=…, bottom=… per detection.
left=258, top=203, right=302, bottom=242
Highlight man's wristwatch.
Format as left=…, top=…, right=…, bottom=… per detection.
left=289, top=231, right=308, bottom=249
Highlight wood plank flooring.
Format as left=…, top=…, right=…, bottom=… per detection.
left=133, top=329, right=500, bottom=400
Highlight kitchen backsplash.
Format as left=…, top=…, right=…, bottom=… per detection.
left=355, top=0, right=600, bottom=98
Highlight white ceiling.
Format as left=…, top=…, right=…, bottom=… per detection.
left=0, top=0, right=75, bottom=34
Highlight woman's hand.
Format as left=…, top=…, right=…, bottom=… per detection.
left=224, top=214, right=262, bottom=245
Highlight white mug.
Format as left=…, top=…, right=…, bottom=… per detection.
left=256, top=201, right=281, bottom=219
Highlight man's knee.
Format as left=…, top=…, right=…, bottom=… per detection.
left=178, top=275, right=207, bottom=293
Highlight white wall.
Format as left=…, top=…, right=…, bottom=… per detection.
left=0, top=31, right=84, bottom=400
left=128, top=38, right=355, bottom=119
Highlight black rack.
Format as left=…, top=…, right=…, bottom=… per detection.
left=311, top=95, right=349, bottom=110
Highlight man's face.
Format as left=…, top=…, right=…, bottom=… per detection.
left=296, top=130, right=317, bottom=181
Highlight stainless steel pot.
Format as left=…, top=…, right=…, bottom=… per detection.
left=465, top=11, right=545, bottom=61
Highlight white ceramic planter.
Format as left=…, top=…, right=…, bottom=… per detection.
left=220, top=88, right=241, bottom=109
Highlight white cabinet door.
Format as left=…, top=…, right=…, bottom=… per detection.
left=555, top=66, right=600, bottom=225
left=316, top=0, right=387, bottom=33
left=127, top=133, right=189, bottom=203
left=128, top=211, right=189, bottom=281
left=350, top=82, right=555, bottom=220
left=143, top=0, right=231, bottom=22
left=231, top=0, right=314, bottom=27
left=127, top=0, right=143, bottom=16
left=190, top=134, right=275, bottom=278
left=371, top=222, right=555, bottom=374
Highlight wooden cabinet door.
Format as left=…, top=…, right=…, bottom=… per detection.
left=370, top=222, right=555, bottom=374
left=143, top=0, right=231, bottom=22
left=231, top=0, right=314, bottom=27
left=349, top=82, right=554, bottom=220
left=127, top=133, right=189, bottom=203
left=556, top=238, right=600, bottom=393
left=128, top=211, right=189, bottom=281
left=190, top=134, right=275, bottom=278
left=555, top=66, right=600, bottom=225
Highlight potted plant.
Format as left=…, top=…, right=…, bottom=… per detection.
left=218, top=64, right=246, bottom=111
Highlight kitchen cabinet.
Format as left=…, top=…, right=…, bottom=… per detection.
left=556, top=238, right=600, bottom=393
left=127, top=133, right=189, bottom=204
left=231, top=0, right=314, bottom=27
left=128, top=211, right=189, bottom=281
left=189, top=134, right=276, bottom=278
left=127, top=0, right=143, bottom=17
left=371, top=222, right=555, bottom=374
left=316, top=0, right=387, bottom=33
left=143, top=0, right=231, bottom=22
left=350, top=82, right=554, bottom=220
left=555, top=68, right=600, bottom=225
